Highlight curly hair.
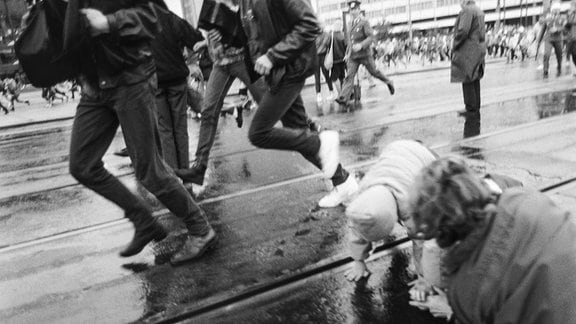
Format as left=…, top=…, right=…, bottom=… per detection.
left=407, top=156, right=496, bottom=248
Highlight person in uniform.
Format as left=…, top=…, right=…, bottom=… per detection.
left=335, top=0, right=394, bottom=106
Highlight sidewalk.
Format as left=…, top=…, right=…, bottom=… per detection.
left=0, top=57, right=505, bottom=131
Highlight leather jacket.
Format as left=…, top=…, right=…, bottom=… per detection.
left=239, top=0, right=320, bottom=86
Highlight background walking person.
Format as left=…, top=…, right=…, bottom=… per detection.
left=451, top=0, right=486, bottom=138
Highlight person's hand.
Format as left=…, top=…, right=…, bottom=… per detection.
left=255, top=55, right=273, bottom=76
left=207, top=29, right=222, bottom=43
left=409, top=286, right=453, bottom=319
left=408, top=278, right=434, bottom=302
left=193, top=40, right=207, bottom=52
left=352, top=44, right=362, bottom=52
left=345, top=261, right=371, bottom=282
left=80, top=8, right=110, bottom=36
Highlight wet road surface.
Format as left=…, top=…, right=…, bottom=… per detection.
left=1, top=60, right=576, bottom=323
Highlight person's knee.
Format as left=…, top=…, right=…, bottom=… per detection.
left=248, top=125, right=269, bottom=148
left=69, top=160, right=96, bottom=184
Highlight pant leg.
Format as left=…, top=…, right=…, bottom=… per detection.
left=552, top=40, right=563, bottom=72
left=113, top=78, right=209, bottom=236
left=277, top=93, right=349, bottom=186
left=314, top=56, right=322, bottom=93
left=228, top=60, right=266, bottom=104
left=339, top=59, right=360, bottom=100
left=248, top=80, right=320, bottom=162
left=69, top=90, right=154, bottom=228
left=543, top=41, right=553, bottom=74
left=462, top=81, right=480, bottom=113
left=362, top=55, right=391, bottom=83
left=318, top=53, right=334, bottom=92
left=155, top=87, right=177, bottom=169
left=195, top=65, right=236, bottom=166
left=165, top=82, right=190, bottom=169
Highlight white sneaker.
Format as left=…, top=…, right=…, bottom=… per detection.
left=318, top=130, right=339, bottom=178
left=316, top=93, right=323, bottom=104
left=318, top=175, right=359, bottom=208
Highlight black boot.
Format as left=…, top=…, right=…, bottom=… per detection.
left=174, top=161, right=207, bottom=185
left=120, top=222, right=167, bottom=257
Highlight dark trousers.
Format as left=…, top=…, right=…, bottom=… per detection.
left=248, top=79, right=348, bottom=186
left=543, top=40, right=563, bottom=74
left=156, top=81, right=189, bottom=169
left=339, top=55, right=391, bottom=101
left=567, top=40, right=576, bottom=66
left=196, top=60, right=265, bottom=166
left=462, top=80, right=481, bottom=138
left=314, top=53, right=334, bottom=93
left=69, top=77, right=209, bottom=235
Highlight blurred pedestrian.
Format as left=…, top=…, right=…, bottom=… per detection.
left=565, top=1, right=576, bottom=74
left=451, top=0, right=485, bottom=137
left=537, top=2, right=566, bottom=77
left=314, top=25, right=335, bottom=104
left=335, top=0, right=394, bottom=106
left=150, top=8, right=205, bottom=170
left=61, top=0, right=216, bottom=265
left=174, top=0, right=266, bottom=186
left=239, top=0, right=359, bottom=207
left=330, top=19, right=347, bottom=97
left=408, top=156, right=576, bottom=324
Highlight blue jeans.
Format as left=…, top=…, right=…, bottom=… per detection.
left=196, top=60, right=265, bottom=165
left=69, top=76, right=210, bottom=235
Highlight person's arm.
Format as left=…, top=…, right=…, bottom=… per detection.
left=265, top=0, right=321, bottom=66
left=173, top=13, right=204, bottom=51
left=359, top=21, right=375, bottom=50
left=452, top=8, right=473, bottom=51
left=103, top=1, right=160, bottom=40
left=345, top=226, right=372, bottom=282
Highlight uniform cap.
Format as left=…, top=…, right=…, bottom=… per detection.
left=348, top=0, right=361, bottom=10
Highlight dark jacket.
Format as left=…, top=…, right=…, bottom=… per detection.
left=64, top=0, right=164, bottom=89
left=348, top=17, right=374, bottom=60
left=239, top=0, right=320, bottom=85
left=446, top=188, right=576, bottom=324
left=450, top=0, right=486, bottom=83
left=151, top=9, right=203, bottom=86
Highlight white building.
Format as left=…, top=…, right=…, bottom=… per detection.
left=317, top=0, right=571, bottom=33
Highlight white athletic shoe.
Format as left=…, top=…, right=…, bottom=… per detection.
left=318, top=130, right=339, bottom=178
left=318, top=175, right=359, bottom=208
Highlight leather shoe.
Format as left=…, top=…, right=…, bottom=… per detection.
left=335, top=97, right=348, bottom=105
left=175, top=162, right=207, bottom=185
left=120, top=223, right=167, bottom=257
left=170, top=228, right=217, bottom=266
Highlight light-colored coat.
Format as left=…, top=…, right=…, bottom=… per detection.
left=450, top=0, right=486, bottom=83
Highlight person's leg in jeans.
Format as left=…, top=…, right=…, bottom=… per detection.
left=552, top=40, right=563, bottom=75
left=165, top=82, right=190, bottom=169
left=249, top=80, right=357, bottom=207
left=155, top=87, right=177, bottom=169
left=176, top=65, right=236, bottom=185
left=462, top=80, right=481, bottom=138
left=69, top=88, right=166, bottom=258
left=362, top=56, right=395, bottom=95
left=337, top=59, right=360, bottom=104
left=543, top=40, right=553, bottom=77
left=112, top=79, right=215, bottom=264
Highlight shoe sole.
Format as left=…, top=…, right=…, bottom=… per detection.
left=169, top=235, right=218, bottom=266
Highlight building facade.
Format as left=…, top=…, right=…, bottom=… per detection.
left=317, top=0, right=569, bottom=33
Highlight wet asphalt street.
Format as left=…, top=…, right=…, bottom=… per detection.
left=1, top=59, right=576, bottom=323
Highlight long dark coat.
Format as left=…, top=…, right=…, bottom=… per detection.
left=450, top=0, right=486, bottom=83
